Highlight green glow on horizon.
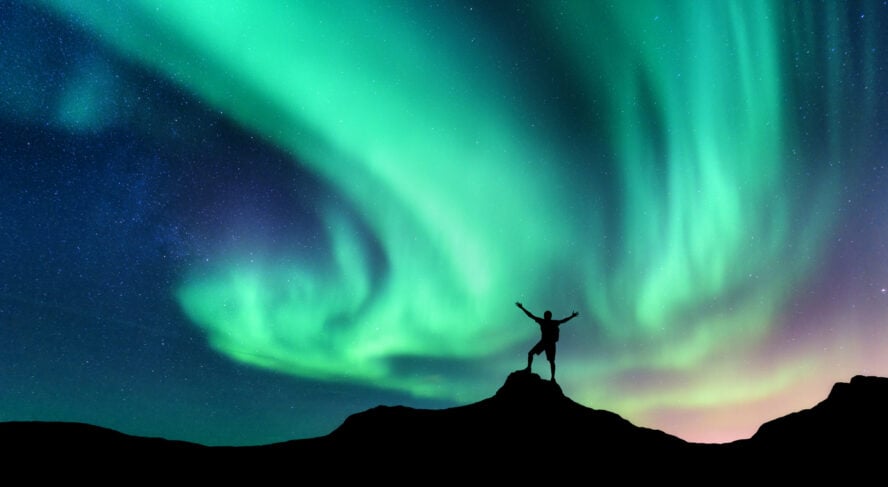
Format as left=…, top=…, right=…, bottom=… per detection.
left=42, top=0, right=868, bottom=439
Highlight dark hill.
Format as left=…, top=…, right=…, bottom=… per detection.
left=0, top=420, right=204, bottom=452
left=3, top=372, right=887, bottom=478
left=751, top=375, right=888, bottom=444
left=262, top=369, right=702, bottom=472
left=281, top=370, right=690, bottom=452
left=738, top=375, right=888, bottom=459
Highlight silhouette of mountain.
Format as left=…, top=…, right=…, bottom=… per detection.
left=3, top=372, right=886, bottom=478
left=262, top=370, right=700, bottom=470
left=0, top=420, right=205, bottom=452
left=741, top=375, right=888, bottom=458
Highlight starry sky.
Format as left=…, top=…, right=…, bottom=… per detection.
left=3, top=0, right=888, bottom=446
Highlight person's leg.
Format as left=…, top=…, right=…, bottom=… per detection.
left=546, top=345, right=556, bottom=381
left=527, top=341, right=544, bottom=372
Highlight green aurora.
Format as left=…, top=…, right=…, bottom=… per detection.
left=39, top=0, right=886, bottom=442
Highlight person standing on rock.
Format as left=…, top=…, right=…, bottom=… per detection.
left=516, top=302, right=578, bottom=382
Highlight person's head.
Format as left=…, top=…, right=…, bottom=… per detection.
left=544, top=310, right=552, bottom=319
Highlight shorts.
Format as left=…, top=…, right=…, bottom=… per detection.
left=529, top=340, right=556, bottom=362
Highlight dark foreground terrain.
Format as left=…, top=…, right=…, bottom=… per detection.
left=3, top=372, right=886, bottom=480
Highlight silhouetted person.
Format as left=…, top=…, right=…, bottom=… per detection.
left=516, top=302, right=578, bottom=382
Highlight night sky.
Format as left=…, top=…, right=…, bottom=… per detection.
left=3, top=0, right=888, bottom=446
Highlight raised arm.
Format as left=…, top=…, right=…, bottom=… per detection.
left=516, top=302, right=538, bottom=320
left=557, top=311, right=579, bottom=324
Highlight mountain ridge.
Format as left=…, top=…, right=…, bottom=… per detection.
left=3, top=372, right=886, bottom=477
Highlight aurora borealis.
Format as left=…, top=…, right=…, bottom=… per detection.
left=3, top=0, right=888, bottom=446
